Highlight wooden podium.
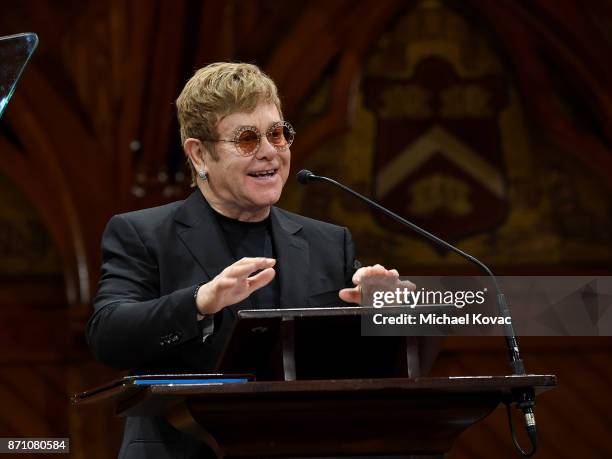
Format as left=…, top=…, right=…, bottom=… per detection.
left=73, top=307, right=556, bottom=458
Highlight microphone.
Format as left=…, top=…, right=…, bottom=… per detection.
left=297, top=169, right=538, bottom=457
left=296, top=169, right=315, bottom=184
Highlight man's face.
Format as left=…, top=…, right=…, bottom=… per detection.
left=203, top=102, right=291, bottom=220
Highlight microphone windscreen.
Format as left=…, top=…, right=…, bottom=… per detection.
left=296, top=169, right=314, bottom=184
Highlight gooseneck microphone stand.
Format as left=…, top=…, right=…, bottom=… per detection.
left=297, top=169, right=537, bottom=457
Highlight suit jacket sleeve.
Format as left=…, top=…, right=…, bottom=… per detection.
left=86, top=214, right=203, bottom=370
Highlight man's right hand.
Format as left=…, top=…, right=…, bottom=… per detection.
left=195, top=257, right=276, bottom=315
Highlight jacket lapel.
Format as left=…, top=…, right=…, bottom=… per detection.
left=175, top=192, right=309, bottom=310
left=174, top=191, right=236, bottom=282
left=270, top=208, right=310, bottom=309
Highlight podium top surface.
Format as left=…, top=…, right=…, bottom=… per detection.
left=73, top=374, right=556, bottom=413
left=236, top=306, right=449, bottom=319
left=139, top=374, right=556, bottom=397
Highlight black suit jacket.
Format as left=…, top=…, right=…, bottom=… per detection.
left=86, top=190, right=357, bottom=458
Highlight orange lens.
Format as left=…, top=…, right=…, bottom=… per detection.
left=236, top=129, right=259, bottom=155
left=267, top=125, right=286, bottom=146
left=267, top=122, right=294, bottom=150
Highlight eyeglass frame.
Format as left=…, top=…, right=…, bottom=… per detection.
left=202, top=120, right=296, bottom=157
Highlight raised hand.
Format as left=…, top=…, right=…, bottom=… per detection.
left=196, top=257, right=276, bottom=315
left=338, top=264, right=415, bottom=305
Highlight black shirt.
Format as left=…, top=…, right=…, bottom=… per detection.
left=211, top=207, right=280, bottom=309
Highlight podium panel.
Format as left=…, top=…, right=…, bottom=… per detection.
left=73, top=307, right=556, bottom=457
left=111, top=376, right=556, bottom=458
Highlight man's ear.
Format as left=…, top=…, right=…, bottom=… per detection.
left=184, top=138, right=207, bottom=171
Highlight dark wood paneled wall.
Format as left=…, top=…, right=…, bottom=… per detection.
left=1, top=1, right=611, bottom=457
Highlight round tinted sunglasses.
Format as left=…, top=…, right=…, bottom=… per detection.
left=208, top=121, right=295, bottom=157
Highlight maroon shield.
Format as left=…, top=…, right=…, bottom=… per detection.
left=364, top=56, right=510, bottom=248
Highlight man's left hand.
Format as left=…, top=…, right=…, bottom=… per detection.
left=339, top=264, right=414, bottom=304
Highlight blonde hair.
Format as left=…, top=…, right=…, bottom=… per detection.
left=176, top=62, right=282, bottom=186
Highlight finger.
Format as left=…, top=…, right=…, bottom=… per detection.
left=353, top=267, right=373, bottom=285
left=375, top=264, right=392, bottom=275
left=383, top=268, right=398, bottom=277
left=227, top=258, right=276, bottom=278
left=358, top=267, right=392, bottom=282
left=354, top=265, right=399, bottom=284
left=368, top=265, right=388, bottom=277
left=400, top=279, right=416, bottom=290
left=235, top=256, right=273, bottom=265
left=339, top=287, right=361, bottom=304
left=352, top=266, right=368, bottom=284
left=246, top=268, right=276, bottom=292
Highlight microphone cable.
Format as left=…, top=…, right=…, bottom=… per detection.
left=505, top=397, right=537, bottom=457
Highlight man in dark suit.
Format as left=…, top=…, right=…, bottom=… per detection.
left=87, top=62, right=400, bottom=459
